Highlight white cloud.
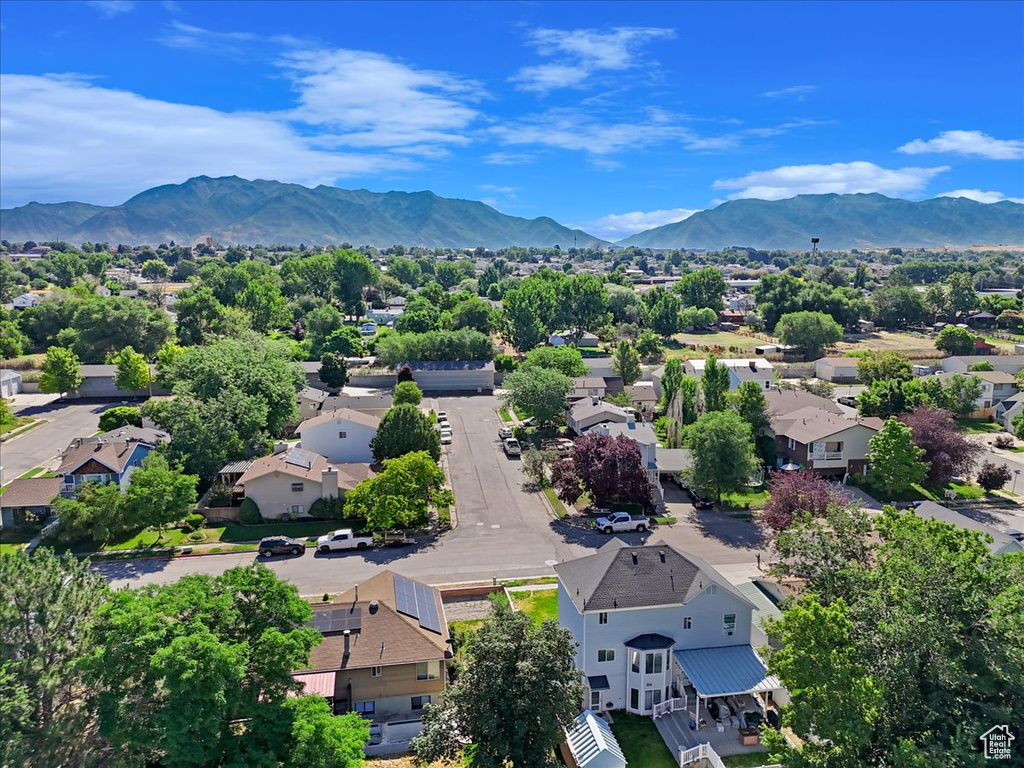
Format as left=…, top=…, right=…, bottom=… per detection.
left=479, top=184, right=517, bottom=197
left=763, top=85, right=817, bottom=99
left=492, top=108, right=690, bottom=155
left=157, top=21, right=256, bottom=52
left=713, top=161, right=950, bottom=201
left=936, top=189, right=1024, bottom=204
left=513, top=27, right=675, bottom=93
left=280, top=49, right=484, bottom=148
left=482, top=152, right=537, bottom=165
left=898, top=130, right=1024, bottom=160
left=86, top=1, right=134, bottom=16
left=587, top=208, right=701, bottom=239
left=0, top=74, right=413, bottom=207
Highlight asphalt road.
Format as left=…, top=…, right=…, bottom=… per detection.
left=2, top=396, right=113, bottom=482
left=94, top=394, right=768, bottom=594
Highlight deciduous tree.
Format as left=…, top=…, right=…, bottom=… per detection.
left=121, top=454, right=198, bottom=537
left=286, top=695, right=368, bottom=768
left=411, top=600, right=582, bottom=767
left=867, top=418, right=928, bottom=497
left=900, top=406, right=982, bottom=486
left=760, top=469, right=846, bottom=536
left=319, top=352, right=349, bottom=391
left=39, top=345, right=82, bottom=398
left=112, top=345, right=153, bottom=396
left=393, top=380, right=423, bottom=406
left=562, top=431, right=653, bottom=508
left=611, top=339, right=641, bottom=385
left=523, top=345, right=588, bottom=377
left=500, top=367, right=573, bottom=426
left=344, top=451, right=449, bottom=530
left=684, top=410, right=757, bottom=501
left=370, top=403, right=441, bottom=463
left=700, top=353, right=730, bottom=412
left=977, top=461, right=1012, bottom=491
left=855, top=350, right=912, bottom=385
left=935, top=325, right=975, bottom=356
left=776, top=310, right=843, bottom=359
left=675, top=266, right=727, bottom=311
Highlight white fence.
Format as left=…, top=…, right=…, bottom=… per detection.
left=653, top=696, right=687, bottom=719
left=679, top=743, right=726, bottom=768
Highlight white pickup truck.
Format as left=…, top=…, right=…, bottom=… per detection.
left=502, top=437, right=522, bottom=456
left=595, top=512, right=650, bottom=534
left=316, top=529, right=374, bottom=553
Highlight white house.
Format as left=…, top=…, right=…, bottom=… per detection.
left=296, top=408, right=380, bottom=463
left=814, top=357, right=859, bottom=383
left=555, top=541, right=783, bottom=723
left=940, top=355, right=1024, bottom=376
left=11, top=293, right=44, bottom=309
left=589, top=421, right=658, bottom=487
left=567, top=399, right=631, bottom=435
left=1, top=369, right=23, bottom=398
left=570, top=377, right=608, bottom=401
left=684, top=358, right=774, bottom=392
left=934, top=371, right=1019, bottom=416
left=996, top=392, right=1024, bottom=432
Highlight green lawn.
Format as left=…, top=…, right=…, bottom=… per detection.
left=720, top=487, right=770, bottom=510
left=653, top=516, right=678, bottom=525
left=957, top=418, right=1002, bottom=434
left=609, top=713, right=677, bottom=768
left=512, top=588, right=558, bottom=624
left=498, top=408, right=512, bottom=423
left=218, top=519, right=344, bottom=542
left=0, top=416, right=36, bottom=436
left=543, top=486, right=568, bottom=518
left=18, top=467, right=45, bottom=478
left=0, top=542, right=28, bottom=556
left=667, top=331, right=764, bottom=356
left=723, top=754, right=774, bottom=767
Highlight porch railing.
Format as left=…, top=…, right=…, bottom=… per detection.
left=653, top=696, right=687, bottom=719
left=41, top=517, right=61, bottom=539
left=679, top=743, right=726, bottom=768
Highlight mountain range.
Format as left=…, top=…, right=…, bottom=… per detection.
left=1, top=176, right=1021, bottom=250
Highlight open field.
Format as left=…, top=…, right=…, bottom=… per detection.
left=666, top=329, right=943, bottom=360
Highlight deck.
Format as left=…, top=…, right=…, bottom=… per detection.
left=654, top=705, right=769, bottom=760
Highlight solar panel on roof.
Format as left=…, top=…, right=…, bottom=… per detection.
left=308, top=607, right=362, bottom=634
left=285, top=447, right=317, bottom=470
left=393, top=575, right=442, bottom=634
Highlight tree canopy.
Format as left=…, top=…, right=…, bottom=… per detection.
left=370, top=403, right=441, bottom=463
left=776, top=310, right=843, bottom=359
left=684, top=410, right=757, bottom=501
left=867, top=418, right=928, bottom=497
left=501, top=367, right=573, bottom=426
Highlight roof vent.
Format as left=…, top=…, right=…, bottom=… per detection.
left=749, top=361, right=757, bottom=371
left=631, top=553, right=638, bottom=565
left=659, top=551, right=666, bottom=564
left=369, top=600, right=379, bottom=614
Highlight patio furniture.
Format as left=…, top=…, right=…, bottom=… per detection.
left=739, top=727, right=759, bottom=746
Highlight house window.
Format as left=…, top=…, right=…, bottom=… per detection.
left=590, top=690, right=602, bottom=708
left=291, top=482, right=304, bottom=492
left=370, top=666, right=383, bottom=678
left=338, top=431, right=348, bottom=439
left=598, top=612, right=608, bottom=625
left=411, top=695, right=431, bottom=711
left=645, top=652, right=663, bottom=675
left=629, top=688, right=639, bottom=710
left=644, top=689, right=663, bottom=711
left=589, top=389, right=599, bottom=396
left=787, top=437, right=796, bottom=450
left=764, top=380, right=771, bottom=390
left=354, top=701, right=375, bottom=715
left=416, top=661, right=440, bottom=681
left=630, top=651, right=640, bottom=673
left=290, top=505, right=303, bottom=515
left=597, top=649, right=615, bottom=663
left=682, top=616, right=692, bottom=630
left=825, top=441, right=844, bottom=453
left=724, top=613, right=736, bottom=635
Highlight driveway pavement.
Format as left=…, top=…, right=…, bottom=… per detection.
left=2, top=398, right=115, bottom=482
left=94, top=394, right=768, bottom=594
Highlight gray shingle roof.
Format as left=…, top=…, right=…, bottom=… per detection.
left=913, top=501, right=1021, bottom=553
left=554, top=540, right=754, bottom=613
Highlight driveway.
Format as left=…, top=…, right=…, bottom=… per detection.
left=2, top=398, right=115, bottom=482
left=94, top=395, right=768, bottom=594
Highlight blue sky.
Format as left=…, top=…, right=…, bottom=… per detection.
left=1, top=0, right=1022, bottom=239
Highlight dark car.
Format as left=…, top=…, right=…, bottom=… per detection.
left=682, top=485, right=714, bottom=509
left=258, top=536, right=306, bottom=557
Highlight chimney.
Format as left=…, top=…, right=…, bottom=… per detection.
left=321, top=466, right=339, bottom=499
left=592, top=397, right=599, bottom=406
left=631, top=552, right=638, bottom=565
left=343, top=630, right=351, bottom=659
left=272, top=441, right=288, bottom=455
left=749, top=360, right=757, bottom=371
left=659, top=550, right=666, bottom=563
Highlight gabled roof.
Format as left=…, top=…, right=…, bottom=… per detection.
left=99, top=425, right=169, bottom=444
left=297, top=407, right=381, bottom=433
left=299, top=386, right=329, bottom=403
left=625, top=383, right=657, bottom=403
left=298, top=570, right=450, bottom=673
left=969, top=370, right=1017, bottom=385
left=772, top=406, right=882, bottom=443
left=589, top=420, right=658, bottom=445
left=399, top=360, right=495, bottom=371
left=765, top=388, right=844, bottom=417
left=913, top=501, right=1022, bottom=553
left=57, top=439, right=152, bottom=475
left=238, top=450, right=374, bottom=489
left=565, top=710, right=627, bottom=767
left=0, top=477, right=61, bottom=509
left=573, top=377, right=606, bottom=389
left=569, top=399, right=629, bottom=423
left=816, top=356, right=858, bottom=367
left=554, top=540, right=754, bottom=613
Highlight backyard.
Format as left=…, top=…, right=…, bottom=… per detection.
left=666, top=329, right=942, bottom=360
left=609, top=713, right=677, bottom=768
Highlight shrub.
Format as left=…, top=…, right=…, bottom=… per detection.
left=206, top=482, right=233, bottom=507
left=98, top=406, right=142, bottom=432
left=977, top=461, right=1012, bottom=492
left=238, top=497, right=262, bottom=525
left=993, top=434, right=1015, bottom=450
left=494, top=354, right=518, bottom=372
left=308, top=496, right=345, bottom=519
left=182, top=512, right=205, bottom=532
left=394, top=380, right=423, bottom=406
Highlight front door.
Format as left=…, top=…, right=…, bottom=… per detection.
left=644, top=689, right=663, bottom=713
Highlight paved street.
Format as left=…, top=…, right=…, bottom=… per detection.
left=1, top=396, right=112, bottom=482
left=95, top=394, right=768, bottom=594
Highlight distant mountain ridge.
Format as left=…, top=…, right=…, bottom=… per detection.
left=0, top=176, right=607, bottom=250
left=618, top=193, right=1024, bottom=250
left=1, top=180, right=1021, bottom=250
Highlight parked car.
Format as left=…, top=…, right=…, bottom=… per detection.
left=679, top=482, right=714, bottom=509
left=316, top=529, right=374, bottom=553
left=498, top=426, right=513, bottom=440
left=502, top=437, right=522, bottom=456
left=258, top=536, right=306, bottom=557
left=837, top=396, right=858, bottom=407
left=441, top=433, right=452, bottom=445
left=366, top=722, right=382, bottom=746
left=436, top=411, right=448, bottom=421
left=595, top=511, right=650, bottom=534
left=584, top=506, right=612, bottom=517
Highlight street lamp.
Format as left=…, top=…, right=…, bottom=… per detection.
left=1013, top=469, right=1020, bottom=495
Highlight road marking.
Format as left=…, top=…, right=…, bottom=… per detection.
left=491, top=524, right=500, bottom=529
left=476, top=522, right=484, bottom=526
left=545, top=559, right=558, bottom=566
